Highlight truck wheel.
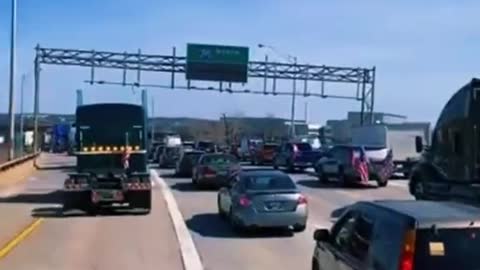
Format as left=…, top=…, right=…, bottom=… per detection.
left=137, top=190, right=152, bottom=211
left=87, top=204, right=99, bottom=216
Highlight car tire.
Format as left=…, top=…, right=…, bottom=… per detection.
left=293, top=224, right=306, bottom=232
left=312, top=259, right=320, bottom=270
left=318, top=171, right=329, bottom=183
left=411, top=177, right=426, bottom=200
left=229, top=208, right=244, bottom=233
left=288, top=162, right=295, bottom=173
left=377, top=178, right=388, bottom=187
left=217, top=196, right=226, bottom=219
left=273, top=159, right=279, bottom=170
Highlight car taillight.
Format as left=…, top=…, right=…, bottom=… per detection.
left=239, top=195, right=251, bottom=207
left=203, top=166, right=216, bottom=174
left=298, top=194, right=308, bottom=205
left=399, top=230, right=416, bottom=270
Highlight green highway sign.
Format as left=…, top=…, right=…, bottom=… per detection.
left=186, top=43, right=249, bottom=83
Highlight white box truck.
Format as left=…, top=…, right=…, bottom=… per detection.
left=352, top=123, right=430, bottom=178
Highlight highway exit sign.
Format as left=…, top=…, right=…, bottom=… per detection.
left=186, top=44, right=249, bottom=83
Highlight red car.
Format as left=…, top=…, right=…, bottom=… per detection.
left=251, top=143, right=279, bottom=165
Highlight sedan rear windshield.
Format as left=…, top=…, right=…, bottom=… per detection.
left=202, top=155, right=237, bottom=165
left=414, top=227, right=480, bottom=269
left=264, top=144, right=278, bottom=150
left=244, top=175, right=297, bottom=190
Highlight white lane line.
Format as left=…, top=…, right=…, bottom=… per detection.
left=388, top=181, right=409, bottom=189
left=150, top=169, right=204, bottom=270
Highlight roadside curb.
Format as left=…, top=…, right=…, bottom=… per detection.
left=150, top=169, right=204, bottom=270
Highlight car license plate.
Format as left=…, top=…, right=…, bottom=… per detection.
left=98, top=190, right=115, bottom=200
left=218, top=171, right=228, bottom=176
left=267, top=202, right=283, bottom=210
left=323, top=165, right=338, bottom=173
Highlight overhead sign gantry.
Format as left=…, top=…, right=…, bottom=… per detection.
left=32, top=43, right=376, bottom=150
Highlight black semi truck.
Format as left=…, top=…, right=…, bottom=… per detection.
left=410, top=78, right=480, bottom=204
left=63, top=103, right=151, bottom=214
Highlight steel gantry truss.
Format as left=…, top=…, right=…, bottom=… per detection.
left=32, top=45, right=376, bottom=150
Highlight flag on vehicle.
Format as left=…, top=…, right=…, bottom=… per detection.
left=352, top=148, right=369, bottom=184
left=378, top=149, right=394, bottom=183
left=121, top=147, right=131, bottom=169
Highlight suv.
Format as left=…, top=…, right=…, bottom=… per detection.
left=273, top=141, right=322, bottom=171
left=315, top=145, right=391, bottom=187
left=312, top=200, right=480, bottom=270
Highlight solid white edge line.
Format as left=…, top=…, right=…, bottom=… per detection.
left=150, top=169, right=204, bottom=270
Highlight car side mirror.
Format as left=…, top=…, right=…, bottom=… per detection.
left=313, top=229, right=330, bottom=242
left=415, top=136, right=423, bottom=153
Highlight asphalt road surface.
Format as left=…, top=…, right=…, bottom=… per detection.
left=160, top=166, right=413, bottom=270
left=0, top=154, right=413, bottom=270
left=0, top=153, right=183, bottom=270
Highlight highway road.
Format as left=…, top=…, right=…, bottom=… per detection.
left=0, top=153, right=183, bottom=270
left=0, top=154, right=413, bottom=270
left=159, top=166, right=413, bottom=270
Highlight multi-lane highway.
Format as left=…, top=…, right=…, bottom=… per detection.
left=0, top=153, right=413, bottom=270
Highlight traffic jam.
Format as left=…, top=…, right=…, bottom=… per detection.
left=149, top=135, right=410, bottom=269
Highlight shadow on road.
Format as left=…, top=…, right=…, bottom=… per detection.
left=35, top=164, right=76, bottom=173
left=31, top=206, right=150, bottom=218
left=0, top=190, right=63, bottom=204
left=170, top=182, right=218, bottom=192
left=296, top=179, right=378, bottom=190
left=186, top=213, right=294, bottom=238
left=330, top=205, right=351, bottom=219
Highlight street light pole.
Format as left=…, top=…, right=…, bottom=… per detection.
left=258, top=44, right=298, bottom=138
left=7, top=0, right=17, bottom=160
left=19, top=74, right=25, bottom=155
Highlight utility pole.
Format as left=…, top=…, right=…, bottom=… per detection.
left=222, top=113, right=230, bottom=146
left=304, top=102, right=308, bottom=122
left=7, top=0, right=17, bottom=160
left=151, top=97, right=155, bottom=141
left=290, top=56, right=297, bottom=138
left=19, top=74, right=25, bottom=155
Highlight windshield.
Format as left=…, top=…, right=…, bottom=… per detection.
left=79, top=126, right=143, bottom=148
left=243, top=174, right=297, bottom=190
left=415, top=228, right=480, bottom=269
left=264, top=144, right=278, bottom=151
left=166, top=147, right=181, bottom=156
left=185, top=153, right=203, bottom=162
left=198, top=142, right=214, bottom=148
left=202, top=154, right=237, bottom=165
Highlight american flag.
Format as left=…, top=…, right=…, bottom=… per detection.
left=352, top=148, right=369, bottom=184
left=378, top=149, right=394, bottom=183
left=121, top=148, right=131, bottom=169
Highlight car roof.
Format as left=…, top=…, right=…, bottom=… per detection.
left=364, top=200, right=480, bottom=229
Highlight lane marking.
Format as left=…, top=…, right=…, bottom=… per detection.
left=388, top=181, right=409, bottom=189
left=150, top=169, right=204, bottom=270
left=0, top=218, right=44, bottom=259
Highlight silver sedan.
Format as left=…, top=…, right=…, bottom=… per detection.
left=217, top=169, right=308, bottom=232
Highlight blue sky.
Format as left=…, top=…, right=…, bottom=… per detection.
left=0, top=0, right=479, bottom=124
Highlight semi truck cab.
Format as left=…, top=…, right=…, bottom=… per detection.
left=410, top=78, right=480, bottom=204
left=63, top=103, right=151, bottom=215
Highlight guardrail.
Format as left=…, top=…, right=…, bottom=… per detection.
left=0, top=152, right=40, bottom=173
